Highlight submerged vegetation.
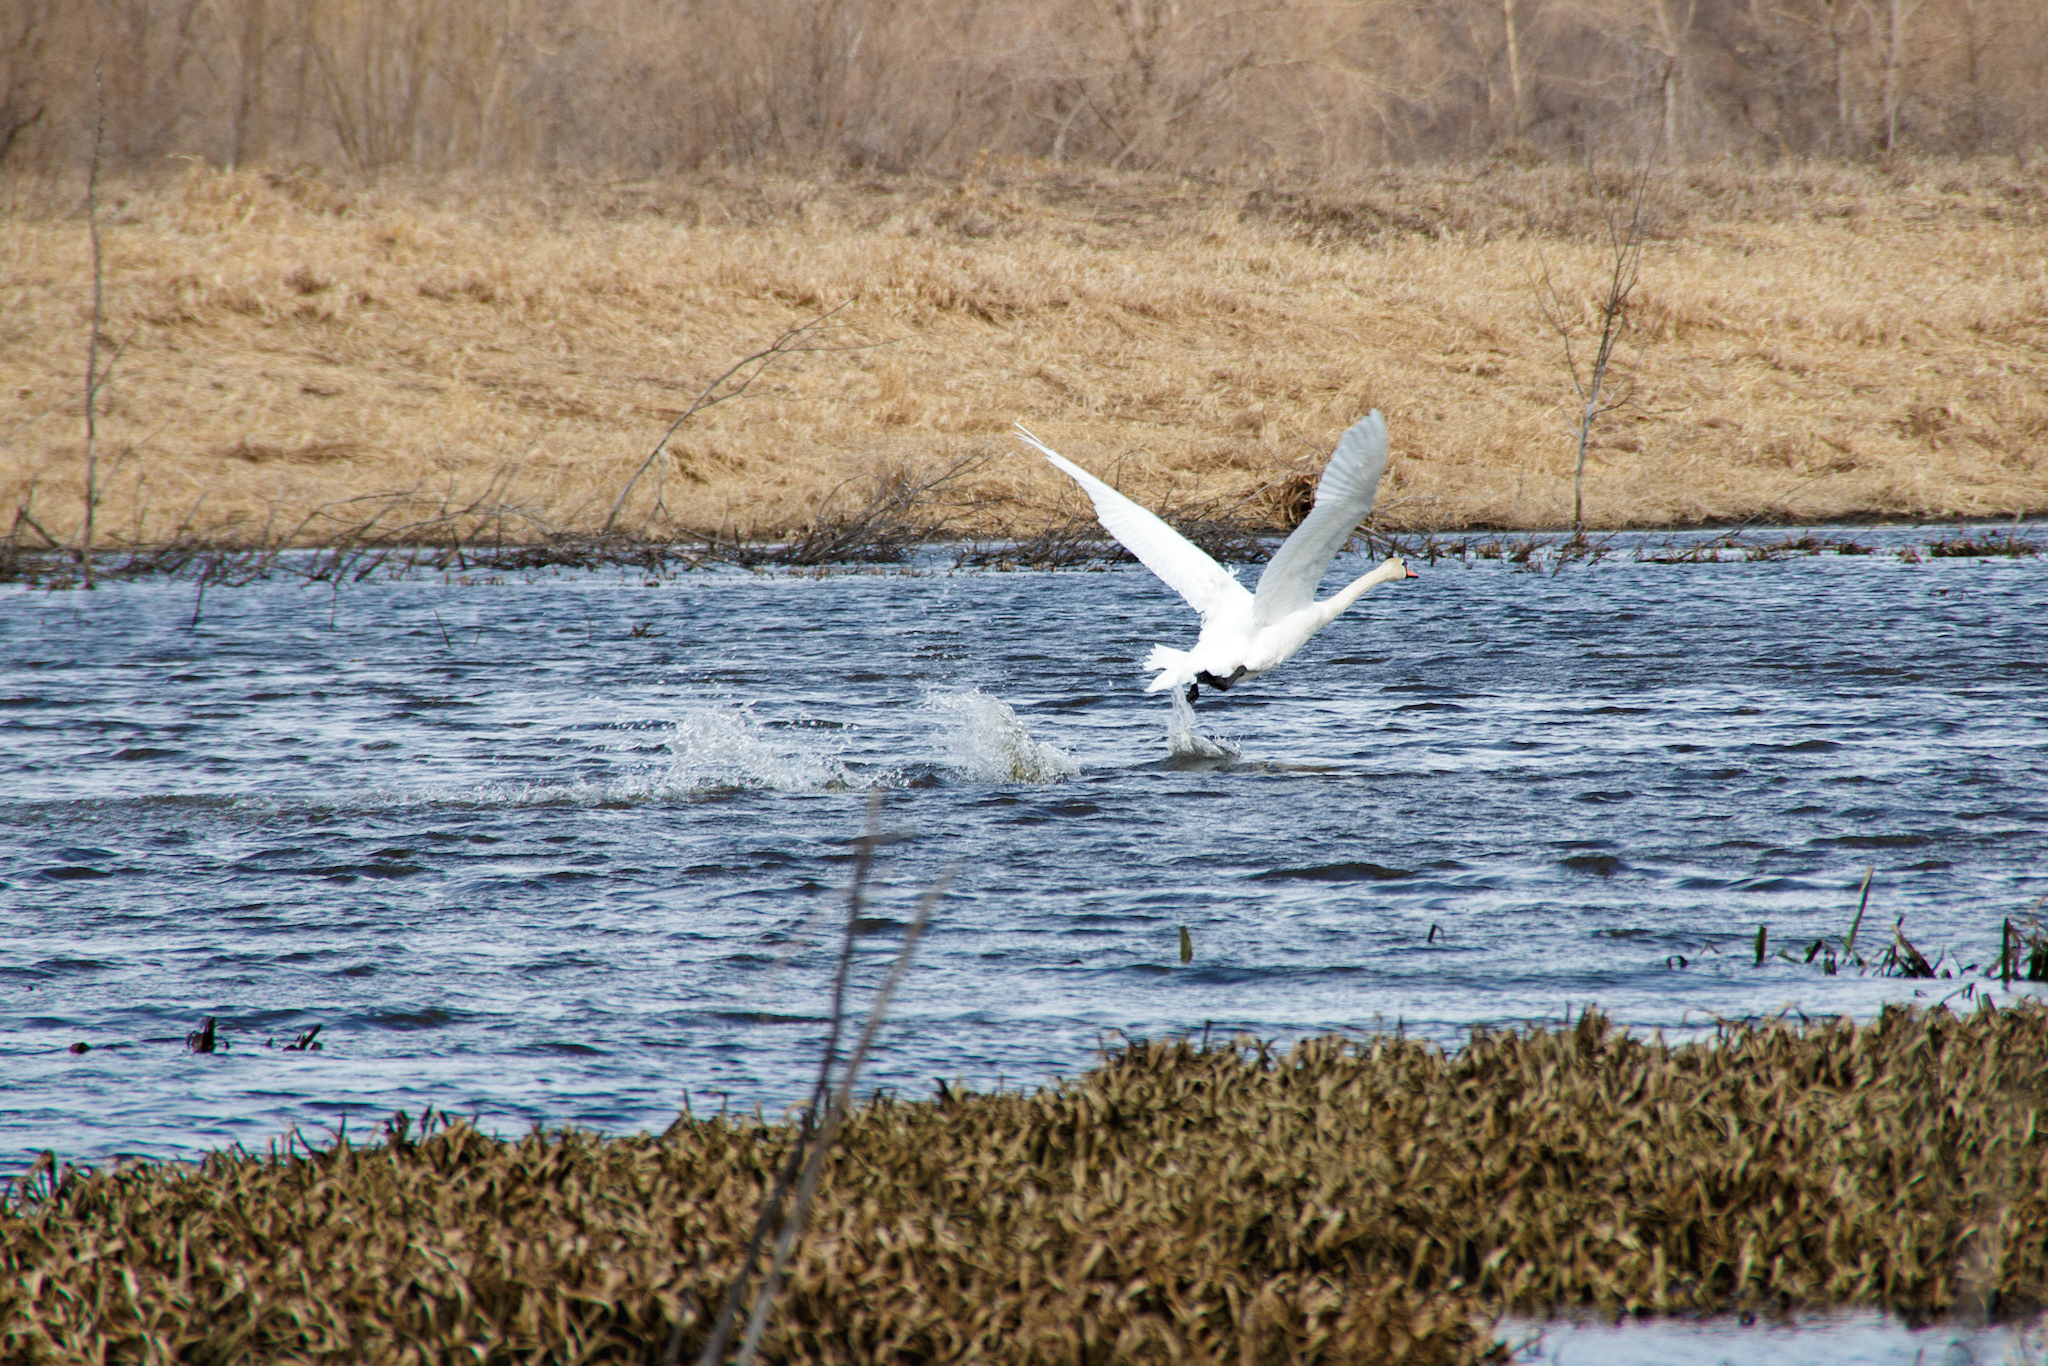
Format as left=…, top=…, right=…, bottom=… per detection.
left=10, top=1001, right=2048, bottom=1363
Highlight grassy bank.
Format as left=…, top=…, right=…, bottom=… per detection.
left=8, top=1002, right=2048, bottom=1363
left=2, top=160, right=2046, bottom=559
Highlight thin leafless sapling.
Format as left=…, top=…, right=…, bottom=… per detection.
left=1537, top=161, right=1652, bottom=534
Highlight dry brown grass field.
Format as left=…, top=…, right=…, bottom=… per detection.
left=3, top=158, right=2046, bottom=551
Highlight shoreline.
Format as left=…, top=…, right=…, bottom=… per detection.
left=3, top=518, right=2038, bottom=588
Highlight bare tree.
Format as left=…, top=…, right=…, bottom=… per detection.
left=1502, top=0, right=1531, bottom=134
left=229, top=0, right=271, bottom=167
left=1434, top=0, right=1521, bottom=142
left=1, top=0, right=2045, bottom=174
left=1866, top=0, right=1921, bottom=152
left=1820, top=0, right=1861, bottom=151
left=603, top=302, right=880, bottom=538
left=307, top=0, right=439, bottom=169
left=1648, top=0, right=1698, bottom=152
left=1574, top=0, right=1699, bottom=154
left=0, top=1, right=52, bottom=169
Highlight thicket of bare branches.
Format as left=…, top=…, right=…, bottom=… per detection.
left=1, top=0, right=2042, bottom=177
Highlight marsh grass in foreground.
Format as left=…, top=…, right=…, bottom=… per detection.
left=10, top=1002, right=2048, bottom=1364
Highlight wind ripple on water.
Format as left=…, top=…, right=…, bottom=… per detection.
left=1, top=534, right=2044, bottom=1167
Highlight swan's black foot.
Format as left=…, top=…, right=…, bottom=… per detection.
left=1184, top=683, right=1199, bottom=703
left=1195, top=666, right=1248, bottom=692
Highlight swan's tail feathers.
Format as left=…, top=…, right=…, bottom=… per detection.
left=1142, top=645, right=1195, bottom=694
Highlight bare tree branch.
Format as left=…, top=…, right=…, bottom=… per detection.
left=680, top=794, right=949, bottom=1366
left=1535, top=156, right=1652, bottom=532
left=604, top=300, right=889, bottom=538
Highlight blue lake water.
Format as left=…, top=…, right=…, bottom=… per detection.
left=2, top=528, right=2045, bottom=1177
left=1508, top=1308, right=2045, bottom=1365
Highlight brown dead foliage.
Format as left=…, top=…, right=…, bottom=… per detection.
left=8, top=1002, right=2048, bottom=1363
left=1, top=160, right=2046, bottom=555
left=4, top=0, right=2044, bottom=175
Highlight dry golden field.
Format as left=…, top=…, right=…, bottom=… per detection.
left=3, top=159, right=2046, bottom=550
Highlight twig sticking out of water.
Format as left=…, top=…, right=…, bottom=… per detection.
left=676, top=793, right=951, bottom=1366
left=1845, top=864, right=1876, bottom=964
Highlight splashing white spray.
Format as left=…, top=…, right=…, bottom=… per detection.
left=660, top=707, right=857, bottom=793
left=1166, top=687, right=1239, bottom=761
left=925, top=689, right=1079, bottom=783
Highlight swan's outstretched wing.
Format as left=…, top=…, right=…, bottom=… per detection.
left=1251, top=410, right=1391, bottom=627
left=1016, top=424, right=1250, bottom=626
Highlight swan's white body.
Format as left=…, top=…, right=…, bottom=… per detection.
left=1016, top=411, right=1416, bottom=699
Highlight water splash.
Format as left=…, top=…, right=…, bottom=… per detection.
left=926, top=689, right=1079, bottom=783
left=660, top=707, right=857, bottom=792
left=1167, top=687, right=1239, bottom=762
left=307, top=710, right=867, bottom=808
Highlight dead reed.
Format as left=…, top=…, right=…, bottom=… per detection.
left=10, top=1001, right=2048, bottom=1364
left=1738, top=877, right=2048, bottom=984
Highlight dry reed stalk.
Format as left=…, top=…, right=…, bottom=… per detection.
left=684, top=795, right=953, bottom=1366
left=0, top=163, right=2043, bottom=557
left=727, top=869, right=950, bottom=1366
left=691, top=793, right=877, bottom=1366
left=1847, top=862, right=1877, bottom=963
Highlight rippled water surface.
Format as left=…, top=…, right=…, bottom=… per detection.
left=3, top=530, right=2045, bottom=1169
left=1509, top=1309, right=2046, bottom=1365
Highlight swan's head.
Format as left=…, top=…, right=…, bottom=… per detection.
left=1386, top=556, right=1419, bottom=581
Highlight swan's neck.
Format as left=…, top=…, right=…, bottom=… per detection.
left=1314, top=560, right=1405, bottom=628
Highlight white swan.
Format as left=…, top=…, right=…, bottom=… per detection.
left=1015, top=411, right=1417, bottom=702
